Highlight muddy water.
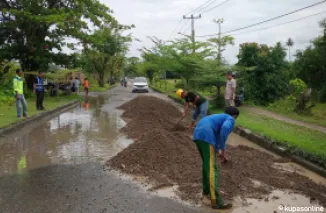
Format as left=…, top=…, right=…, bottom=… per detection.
left=0, top=94, right=132, bottom=176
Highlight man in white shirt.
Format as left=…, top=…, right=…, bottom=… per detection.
left=224, top=72, right=236, bottom=107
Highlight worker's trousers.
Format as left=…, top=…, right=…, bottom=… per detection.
left=194, top=140, right=224, bottom=207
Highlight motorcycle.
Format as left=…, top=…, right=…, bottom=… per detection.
left=47, top=82, right=58, bottom=97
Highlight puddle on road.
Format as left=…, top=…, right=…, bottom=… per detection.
left=231, top=190, right=324, bottom=213
left=0, top=94, right=132, bottom=176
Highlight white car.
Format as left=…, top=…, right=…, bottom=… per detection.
left=132, top=77, right=149, bottom=93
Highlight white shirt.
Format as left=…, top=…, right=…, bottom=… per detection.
left=225, top=78, right=236, bottom=100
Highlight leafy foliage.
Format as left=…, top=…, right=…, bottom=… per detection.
left=208, top=35, right=234, bottom=63
left=78, top=27, right=132, bottom=86
left=245, top=42, right=290, bottom=105
left=137, top=36, right=229, bottom=88
left=237, top=42, right=266, bottom=67
left=0, top=0, right=128, bottom=70
left=0, top=60, right=20, bottom=105
left=289, top=78, right=307, bottom=98
left=293, top=19, right=326, bottom=102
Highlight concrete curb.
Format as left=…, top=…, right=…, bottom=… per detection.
left=152, top=88, right=326, bottom=178
left=0, top=100, right=80, bottom=136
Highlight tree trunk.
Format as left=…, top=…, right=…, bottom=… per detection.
left=217, top=86, right=221, bottom=96
left=98, top=73, right=104, bottom=87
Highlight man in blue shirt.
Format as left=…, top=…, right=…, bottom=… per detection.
left=33, top=71, right=45, bottom=110
left=193, top=106, right=239, bottom=210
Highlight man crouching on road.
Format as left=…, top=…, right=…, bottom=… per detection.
left=176, top=89, right=208, bottom=129
left=193, top=106, right=239, bottom=210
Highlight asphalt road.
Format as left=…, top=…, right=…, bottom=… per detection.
left=0, top=85, right=205, bottom=213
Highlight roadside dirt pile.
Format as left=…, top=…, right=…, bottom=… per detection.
left=107, top=96, right=326, bottom=204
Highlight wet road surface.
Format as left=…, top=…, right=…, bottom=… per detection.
left=0, top=85, right=204, bottom=213
left=0, top=83, right=325, bottom=213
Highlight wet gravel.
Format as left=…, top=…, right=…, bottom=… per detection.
left=107, top=96, right=326, bottom=205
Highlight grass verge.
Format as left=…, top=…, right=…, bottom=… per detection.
left=212, top=107, right=326, bottom=164
left=266, top=98, right=326, bottom=127
left=0, top=94, right=82, bottom=129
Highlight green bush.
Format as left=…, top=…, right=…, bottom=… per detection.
left=0, top=93, right=14, bottom=106
left=289, top=78, right=307, bottom=99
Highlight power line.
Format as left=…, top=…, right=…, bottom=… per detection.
left=200, top=0, right=231, bottom=14
left=172, top=0, right=229, bottom=38
left=178, top=19, right=190, bottom=35
left=184, top=0, right=215, bottom=16
left=226, top=10, right=326, bottom=36
left=181, top=24, right=192, bottom=35
left=170, top=19, right=184, bottom=38
left=171, top=0, right=215, bottom=38
left=196, top=0, right=326, bottom=38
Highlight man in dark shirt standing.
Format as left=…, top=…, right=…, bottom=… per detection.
left=33, top=71, right=45, bottom=110
left=176, top=89, right=208, bottom=129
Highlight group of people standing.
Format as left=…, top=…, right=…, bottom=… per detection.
left=175, top=71, right=238, bottom=210
left=71, top=77, right=89, bottom=96
left=13, top=69, right=46, bottom=118
left=71, top=78, right=88, bottom=94
left=13, top=70, right=90, bottom=118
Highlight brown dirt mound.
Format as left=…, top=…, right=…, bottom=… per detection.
left=107, top=96, right=326, bottom=204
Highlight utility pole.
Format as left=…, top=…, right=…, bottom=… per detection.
left=183, top=14, right=201, bottom=53
left=214, top=18, right=224, bottom=64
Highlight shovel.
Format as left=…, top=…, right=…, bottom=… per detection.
left=172, top=111, right=190, bottom=130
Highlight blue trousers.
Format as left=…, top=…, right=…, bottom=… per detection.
left=16, top=94, right=27, bottom=117
left=192, top=101, right=208, bottom=121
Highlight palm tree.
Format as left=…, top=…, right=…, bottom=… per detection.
left=286, top=38, right=294, bottom=62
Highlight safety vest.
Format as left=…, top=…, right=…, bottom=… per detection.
left=36, top=77, right=44, bottom=92
left=13, top=75, right=23, bottom=94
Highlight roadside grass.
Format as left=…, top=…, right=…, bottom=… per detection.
left=0, top=94, right=81, bottom=129
left=211, top=107, right=326, bottom=163
left=151, top=79, right=177, bottom=93
left=153, top=81, right=326, bottom=163
left=152, top=79, right=218, bottom=100
left=266, top=98, right=326, bottom=127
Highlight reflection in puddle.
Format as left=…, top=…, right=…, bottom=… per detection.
left=0, top=95, right=132, bottom=176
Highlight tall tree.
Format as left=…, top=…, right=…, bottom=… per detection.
left=80, top=27, right=131, bottom=87
left=247, top=42, right=290, bottom=105
left=0, top=0, right=128, bottom=71
left=286, top=38, right=294, bottom=62
left=208, top=35, right=235, bottom=64
left=294, top=19, right=326, bottom=102
left=237, top=42, right=268, bottom=67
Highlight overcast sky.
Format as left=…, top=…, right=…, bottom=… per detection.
left=96, top=0, right=325, bottom=64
